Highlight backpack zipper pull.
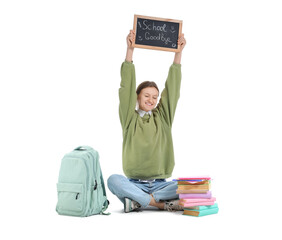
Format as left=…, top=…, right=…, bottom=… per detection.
left=94, top=180, right=97, bottom=190
left=76, top=193, right=79, bottom=200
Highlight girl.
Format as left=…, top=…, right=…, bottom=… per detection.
left=107, top=30, right=186, bottom=213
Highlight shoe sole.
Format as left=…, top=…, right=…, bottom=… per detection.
left=124, top=198, right=131, bottom=213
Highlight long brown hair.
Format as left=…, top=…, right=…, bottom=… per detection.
left=136, top=81, right=159, bottom=95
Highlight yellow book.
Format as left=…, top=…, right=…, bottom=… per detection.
left=177, top=184, right=210, bottom=190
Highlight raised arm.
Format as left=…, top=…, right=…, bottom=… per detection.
left=125, top=30, right=135, bottom=62
left=173, top=34, right=186, bottom=64
left=156, top=34, right=186, bottom=126
left=119, top=30, right=137, bottom=129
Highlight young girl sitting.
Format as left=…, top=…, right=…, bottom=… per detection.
left=107, top=30, right=186, bottom=212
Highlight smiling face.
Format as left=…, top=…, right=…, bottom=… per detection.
left=137, top=87, right=159, bottom=112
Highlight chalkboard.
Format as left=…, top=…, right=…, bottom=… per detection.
left=133, top=15, right=183, bottom=52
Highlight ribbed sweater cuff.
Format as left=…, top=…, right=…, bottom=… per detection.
left=172, top=63, right=181, bottom=67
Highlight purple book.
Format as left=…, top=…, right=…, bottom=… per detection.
left=179, top=191, right=212, bottom=199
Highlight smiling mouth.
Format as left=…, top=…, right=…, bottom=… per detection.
left=146, top=102, right=153, bottom=106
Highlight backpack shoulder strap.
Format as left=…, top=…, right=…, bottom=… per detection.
left=100, top=199, right=111, bottom=215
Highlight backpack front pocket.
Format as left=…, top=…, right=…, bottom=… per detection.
left=56, top=183, right=84, bottom=215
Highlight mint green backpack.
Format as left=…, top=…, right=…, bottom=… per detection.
left=56, top=146, right=110, bottom=216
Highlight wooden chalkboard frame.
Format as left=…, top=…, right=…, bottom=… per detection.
left=133, top=15, right=183, bottom=52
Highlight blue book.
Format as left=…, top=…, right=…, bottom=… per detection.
left=173, top=179, right=203, bottom=182
left=183, top=204, right=219, bottom=217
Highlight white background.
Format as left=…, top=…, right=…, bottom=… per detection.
left=1, top=0, right=281, bottom=239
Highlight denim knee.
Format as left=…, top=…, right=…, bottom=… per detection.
left=107, top=174, right=124, bottom=193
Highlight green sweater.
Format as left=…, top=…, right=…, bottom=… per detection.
left=119, top=61, right=181, bottom=180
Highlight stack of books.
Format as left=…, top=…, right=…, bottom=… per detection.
left=174, top=176, right=219, bottom=217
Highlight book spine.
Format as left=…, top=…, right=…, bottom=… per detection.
left=198, top=207, right=219, bottom=217
left=177, top=185, right=210, bottom=190
left=184, top=203, right=218, bottom=210
left=180, top=201, right=215, bottom=207
left=176, top=180, right=210, bottom=185
left=176, top=189, right=208, bottom=194
left=180, top=197, right=216, bottom=203
left=183, top=207, right=219, bottom=217
left=178, top=176, right=211, bottom=180
left=179, top=192, right=212, bottom=199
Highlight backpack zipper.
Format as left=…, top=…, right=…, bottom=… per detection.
left=76, top=193, right=80, bottom=200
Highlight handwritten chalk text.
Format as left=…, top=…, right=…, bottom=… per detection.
left=142, top=20, right=167, bottom=32
left=145, top=32, right=172, bottom=45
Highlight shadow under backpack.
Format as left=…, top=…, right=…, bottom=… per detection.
left=56, top=146, right=110, bottom=216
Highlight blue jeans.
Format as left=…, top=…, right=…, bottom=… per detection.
left=107, top=174, right=179, bottom=208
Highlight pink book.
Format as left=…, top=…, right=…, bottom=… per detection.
left=180, top=201, right=215, bottom=207
left=179, top=191, right=212, bottom=199
left=180, top=197, right=216, bottom=203
left=177, top=176, right=211, bottom=180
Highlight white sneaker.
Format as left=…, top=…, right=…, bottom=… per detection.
left=164, top=200, right=184, bottom=212
left=124, top=198, right=141, bottom=213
